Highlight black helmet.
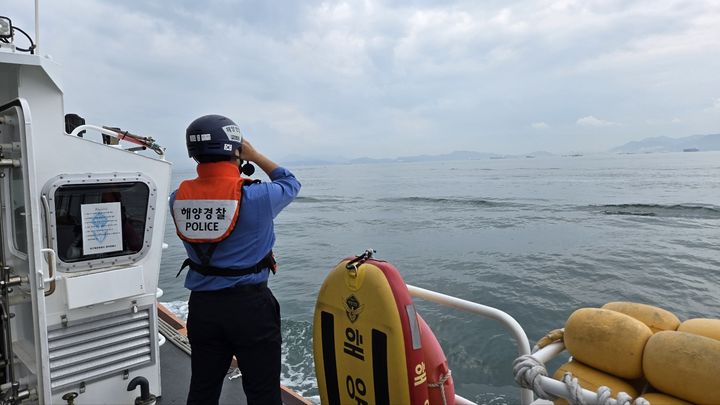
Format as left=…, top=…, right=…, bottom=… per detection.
left=185, top=114, right=243, bottom=159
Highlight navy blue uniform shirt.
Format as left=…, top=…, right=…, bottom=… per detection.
left=169, top=165, right=300, bottom=291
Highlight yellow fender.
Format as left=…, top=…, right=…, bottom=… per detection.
left=677, top=318, right=720, bottom=341
left=643, top=331, right=720, bottom=405
left=601, top=302, right=680, bottom=333
left=641, top=393, right=693, bottom=405
left=564, top=308, right=652, bottom=379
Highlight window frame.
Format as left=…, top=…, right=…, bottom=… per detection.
left=9, top=162, right=29, bottom=256
left=42, top=173, right=157, bottom=272
left=1, top=150, right=29, bottom=261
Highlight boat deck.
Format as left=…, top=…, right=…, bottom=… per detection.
left=157, top=318, right=248, bottom=404
left=156, top=309, right=311, bottom=405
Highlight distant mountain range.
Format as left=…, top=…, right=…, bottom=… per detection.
left=281, top=150, right=556, bottom=166
left=610, top=134, right=720, bottom=153
left=280, top=134, right=720, bottom=166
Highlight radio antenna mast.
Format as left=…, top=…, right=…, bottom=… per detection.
left=34, top=0, right=40, bottom=53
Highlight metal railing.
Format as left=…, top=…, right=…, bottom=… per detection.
left=528, top=342, right=614, bottom=403
left=406, top=284, right=535, bottom=405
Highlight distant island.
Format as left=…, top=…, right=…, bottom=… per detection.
left=281, top=150, right=556, bottom=166
left=280, top=133, right=720, bottom=166
left=610, top=134, right=720, bottom=154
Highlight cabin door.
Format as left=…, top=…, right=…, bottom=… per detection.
left=0, top=100, right=51, bottom=402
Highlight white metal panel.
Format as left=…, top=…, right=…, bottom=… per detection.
left=12, top=98, right=53, bottom=402
left=3, top=48, right=170, bottom=403
left=64, top=266, right=146, bottom=309
left=47, top=307, right=156, bottom=392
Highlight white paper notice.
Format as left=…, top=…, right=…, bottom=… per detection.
left=81, top=202, right=123, bottom=256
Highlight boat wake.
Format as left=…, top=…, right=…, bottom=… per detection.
left=161, top=300, right=188, bottom=321
left=280, top=320, right=318, bottom=402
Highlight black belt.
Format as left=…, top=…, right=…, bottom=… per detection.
left=176, top=252, right=276, bottom=278
left=229, top=281, right=267, bottom=292
left=193, top=281, right=268, bottom=295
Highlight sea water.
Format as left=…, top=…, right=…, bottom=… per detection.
left=159, top=151, right=720, bottom=404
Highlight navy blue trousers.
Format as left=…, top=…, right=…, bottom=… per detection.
left=186, top=285, right=281, bottom=405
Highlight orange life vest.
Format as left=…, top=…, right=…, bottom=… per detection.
left=172, top=171, right=245, bottom=244
left=171, top=163, right=277, bottom=277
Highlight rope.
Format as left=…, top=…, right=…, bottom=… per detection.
left=561, top=373, right=651, bottom=405
left=157, top=317, right=191, bottom=355
left=345, top=248, right=376, bottom=270
left=227, top=368, right=242, bottom=381
left=427, top=370, right=452, bottom=405
left=514, top=356, right=652, bottom=405
left=512, top=355, right=556, bottom=400
left=561, top=373, right=586, bottom=404
left=533, top=328, right=564, bottom=353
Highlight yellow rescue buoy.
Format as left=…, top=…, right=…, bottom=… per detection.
left=313, top=258, right=430, bottom=405
left=552, top=361, right=638, bottom=405
left=641, top=392, right=693, bottom=405
left=601, top=302, right=680, bottom=333
left=564, top=308, right=652, bottom=379
left=643, top=331, right=720, bottom=405
left=677, top=318, right=720, bottom=341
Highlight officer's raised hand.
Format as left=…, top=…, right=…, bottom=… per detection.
left=238, top=138, right=279, bottom=175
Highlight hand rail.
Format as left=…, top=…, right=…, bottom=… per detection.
left=39, top=248, right=56, bottom=296
left=454, top=394, right=478, bottom=405
left=406, top=284, right=535, bottom=405
left=67, top=124, right=165, bottom=157
left=69, top=124, right=120, bottom=139
left=40, top=195, right=56, bottom=296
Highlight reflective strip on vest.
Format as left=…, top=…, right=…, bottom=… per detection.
left=173, top=199, right=239, bottom=242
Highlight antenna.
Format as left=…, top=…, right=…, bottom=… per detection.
left=34, top=0, right=39, bottom=53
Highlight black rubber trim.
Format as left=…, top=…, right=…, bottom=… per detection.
left=321, top=311, right=340, bottom=405
left=372, top=329, right=390, bottom=405
left=0, top=99, right=23, bottom=112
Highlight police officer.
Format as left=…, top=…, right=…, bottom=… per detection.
left=170, top=114, right=300, bottom=404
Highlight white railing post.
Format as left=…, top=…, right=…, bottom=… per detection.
left=406, top=284, right=535, bottom=405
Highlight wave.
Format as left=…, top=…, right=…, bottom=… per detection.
left=596, top=204, right=720, bottom=219
left=294, top=196, right=348, bottom=203
left=160, top=300, right=188, bottom=321
left=379, top=196, right=510, bottom=208
left=280, top=320, right=318, bottom=400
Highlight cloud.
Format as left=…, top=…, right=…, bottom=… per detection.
left=4, top=0, right=719, bottom=161
left=708, top=98, right=720, bottom=111
left=569, top=3, right=720, bottom=75
left=699, top=97, right=720, bottom=113
left=646, top=117, right=682, bottom=125
left=576, top=116, right=619, bottom=127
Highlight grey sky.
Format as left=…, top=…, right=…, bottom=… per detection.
left=5, top=0, right=720, bottom=167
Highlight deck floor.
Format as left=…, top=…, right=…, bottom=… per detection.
left=157, top=322, right=248, bottom=404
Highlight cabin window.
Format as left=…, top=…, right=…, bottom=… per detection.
left=53, top=182, right=149, bottom=263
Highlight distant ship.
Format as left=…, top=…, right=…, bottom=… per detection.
left=683, top=148, right=700, bottom=152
